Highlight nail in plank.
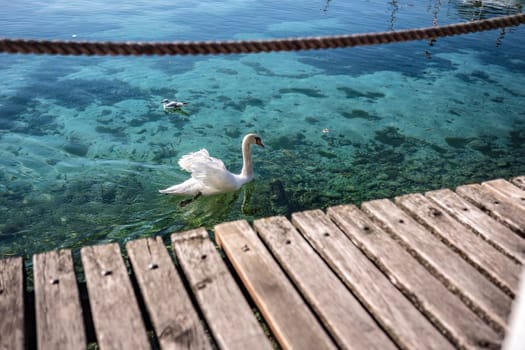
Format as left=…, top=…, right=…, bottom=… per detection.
left=483, top=179, right=525, bottom=211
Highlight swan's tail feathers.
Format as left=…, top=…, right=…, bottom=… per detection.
left=159, top=187, right=179, bottom=194
left=159, top=178, right=201, bottom=196
left=158, top=182, right=186, bottom=194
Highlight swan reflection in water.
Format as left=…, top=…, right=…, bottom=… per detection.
left=157, top=181, right=266, bottom=233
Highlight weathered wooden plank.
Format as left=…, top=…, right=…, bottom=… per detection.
left=81, top=243, right=150, bottom=350
left=327, top=204, right=503, bottom=350
left=171, top=228, right=273, bottom=350
left=215, top=220, right=336, bottom=350
left=483, top=179, right=525, bottom=211
left=254, top=215, right=396, bottom=350
left=427, top=188, right=525, bottom=265
left=0, top=257, right=25, bottom=350
left=511, top=176, right=525, bottom=190
left=33, top=249, right=86, bottom=349
left=396, top=193, right=520, bottom=297
left=362, top=199, right=512, bottom=334
left=126, top=237, right=211, bottom=350
left=291, top=209, right=454, bottom=350
left=456, top=183, right=525, bottom=236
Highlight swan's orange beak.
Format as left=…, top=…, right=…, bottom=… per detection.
left=255, top=137, right=264, bottom=148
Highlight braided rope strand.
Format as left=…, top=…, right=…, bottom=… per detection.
left=0, top=13, right=523, bottom=56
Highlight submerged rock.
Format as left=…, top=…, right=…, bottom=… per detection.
left=340, top=109, right=381, bottom=121
left=445, top=137, right=472, bottom=148
left=374, top=127, right=406, bottom=147
left=62, top=141, right=89, bottom=157
left=318, top=149, right=337, bottom=159
left=270, top=179, right=288, bottom=206
left=269, top=179, right=294, bottom=216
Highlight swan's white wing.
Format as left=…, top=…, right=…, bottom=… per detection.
left=168, top=148, right=242, bottom=196
left=178, top=149, right=214, bottom=172
left=188, top=154, right=240, bottom=194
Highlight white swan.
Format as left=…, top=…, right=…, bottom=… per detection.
left=159, top=133, right=264, bottom=203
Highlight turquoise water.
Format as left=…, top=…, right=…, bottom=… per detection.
left=1, top=0, right=524, bottom=258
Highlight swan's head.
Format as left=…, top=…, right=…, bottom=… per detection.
left=244, top=133, right=264, bottom=148
left=162, top=99, right=169, bottom=104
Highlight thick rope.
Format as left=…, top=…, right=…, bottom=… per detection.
left=0, top=13, right=524, bottom=56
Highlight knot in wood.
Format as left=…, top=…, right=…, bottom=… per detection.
left=195, top=277, right=212, bottom=290
left=429, top=207, right=442, bottom=217
left=101, top=269, right=112, bottom=276
left=49, top=278, right=59, bottom=285
left=148, top=262, right=159, bottom=270
left=242, top=244, right=250, bottom=252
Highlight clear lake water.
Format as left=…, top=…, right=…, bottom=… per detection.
left=1, top=0, right=524, bottom=260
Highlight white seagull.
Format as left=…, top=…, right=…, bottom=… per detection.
left=162, top=98, right=188, bottom=111
left=159, top=133, right=264, bottom=206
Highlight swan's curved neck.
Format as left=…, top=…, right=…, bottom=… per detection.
left=240, top=138, right=253, bottom=179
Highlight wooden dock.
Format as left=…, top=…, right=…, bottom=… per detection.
left=1, top=176, right=525, bottom=350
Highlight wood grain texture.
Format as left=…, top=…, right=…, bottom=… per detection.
left=396, top=193, right=520, bottom=297
left=291, top=209, right=454, bottom=350
left=483, top=179, right=525, bottom=211
left=0, top=257, right=25, bottom=350
left=427, top=188, right=525, bottom=265
left=511, top=176, right=525, bottom=190
left=81, top=243, right=150, bottom=350
left=456, top=183, right=525, bottom=236
left=172, top=228, right=273, bottom=350
left=362, top=199, right=512, bottom=334
left=327, top=204, right=502, bottom=350
left=33, top=249, right=86, bottom=350
left=126, top=237, right=211, bottom=350
left=254, top=215, right=396, bottom=350
left=215, top=220, right=336, bottom=350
